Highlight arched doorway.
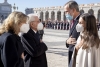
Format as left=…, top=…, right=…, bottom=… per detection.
left=40, top=12, right=43, bottom=21
left=80, top=9, right=84, bottom=15
left=97, top=9, right=100, bottom=22
left=63, top=12, right=66, bottom=21
left=51, top=11, right=55, bottom=21
left=45, top=11, right=49, bottom=21
left=57, top=11, right=61, bottom=21
left=88, top=9, right=94, bottom=15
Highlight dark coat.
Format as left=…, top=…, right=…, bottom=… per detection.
left=0, top=31, right=24, bottom=67
left=21, top=29, right=48, bottom=67
left=38, top=30, right=44, bottom=39
left=66, top=15, right=80, bottom=64
left=66, top=15, right=80, bottom=51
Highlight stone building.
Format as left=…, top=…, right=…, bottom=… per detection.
left=0, top=0, right=12, bottom=20
left=25, top=3, right=100, bottom=22
left=25, top=8, right=34, bottom=15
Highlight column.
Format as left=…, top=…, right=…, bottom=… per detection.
left=43, top=11, right=45, bottom=21
left=49, top=11, right=51, bottom=20
left=61, top=11, right=64, bottom=21
left=38, top=10, right=40, bottom=18
left=55, top=11, right=57, bottom=20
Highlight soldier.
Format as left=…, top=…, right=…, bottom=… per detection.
left=58, top=21, right=60, bottom=30
left=64, top=21, right=67, bottom=30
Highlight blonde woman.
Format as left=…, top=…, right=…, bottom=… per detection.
left=69, top=13, right=100, bottom=67
left=0, top=11, right=30, bottom=67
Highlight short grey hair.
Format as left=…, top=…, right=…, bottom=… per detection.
left=27, top=13, right=39, bottom=24
left=65, top=1, right=79, bottom=12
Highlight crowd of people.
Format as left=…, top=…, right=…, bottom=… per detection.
left=41, top=19, right=100, bottom=31
left=0, top=1, right=100, bottom=67
left=45, top=21, right=70, bottom=30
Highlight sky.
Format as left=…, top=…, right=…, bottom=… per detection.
left=0, top=0, right=100, bottom=13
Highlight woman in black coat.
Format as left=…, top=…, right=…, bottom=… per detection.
left=0, top=11, right=29, bottom=67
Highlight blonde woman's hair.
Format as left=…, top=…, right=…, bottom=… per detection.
left=0, top=11, right=28, bottom=35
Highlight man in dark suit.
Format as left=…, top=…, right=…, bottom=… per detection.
left=64, top=1, right=80, bottom=65
left=21, top=13, right=48, bottom=67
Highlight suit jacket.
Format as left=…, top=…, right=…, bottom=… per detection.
left=21, top=29, right=48, bottom=67
left=37, top=30, right=44, bottom=39
left=66, top=15, right=80, bottom=51
left=0, top=30, right=24, bottom=67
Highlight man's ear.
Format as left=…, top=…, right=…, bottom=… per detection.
left=30, top=22, right=33, bottom=27
left=73, top=8, right=76, bottom=12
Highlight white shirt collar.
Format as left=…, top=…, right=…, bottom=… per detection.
left=32, top=29, right=37, bottom=33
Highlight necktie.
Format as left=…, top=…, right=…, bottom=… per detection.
left=71, top=20, right=74, bottom=28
